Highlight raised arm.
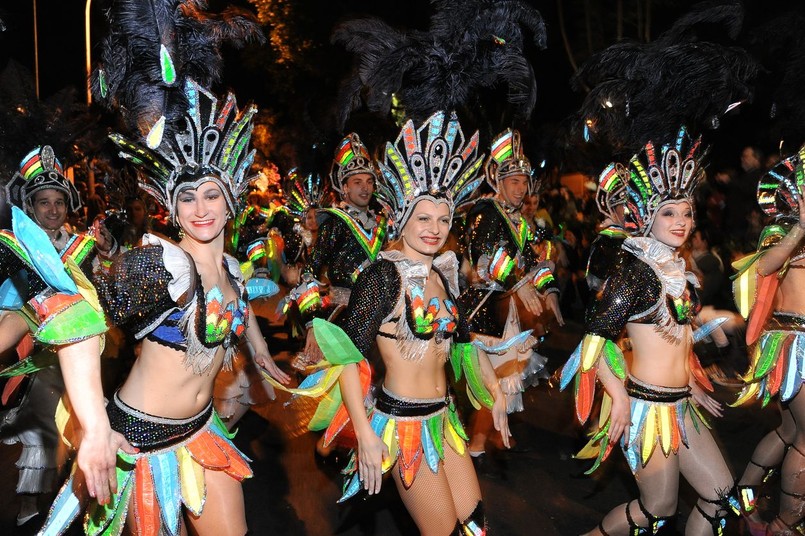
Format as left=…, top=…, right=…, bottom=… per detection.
left=757, top=196, right=805, bottom=275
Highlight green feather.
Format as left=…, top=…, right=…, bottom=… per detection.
left=312, top=318, right=365, bottom=365
left=603, top=341, right=626, bottom=380
left=447, top=403, right=468, bottom=441
left=461, top=346, right=494, bottom=409
left=427, top=414, right=445, bottom=459
left=0, top=351, right=58, bottom=377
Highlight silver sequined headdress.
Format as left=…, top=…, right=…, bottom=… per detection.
left=329, top=133, right=377, bottom=197
left=485, top=129, right=534, bottom=193
left=109, top=80, right=257, bottom=221
left=284, top=168, right=328, bottom=217
left=620, top=126, right=707, bottom=236
left=376, top=110, right=485, bottom=238
left=756, top=143, right=805, bottom=223
left=596, top=162, right=628, bottom=224
left=5, top=145, right=83, bottom=214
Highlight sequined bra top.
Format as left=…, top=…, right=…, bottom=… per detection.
left=95, top=234, right=248, bottom=374
left=337, top=250, right=469, bottom=364
left=585, top=237, right=701, bottom=343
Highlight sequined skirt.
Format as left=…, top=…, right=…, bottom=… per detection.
left=621, top=376, right=707, bottom=473
left=735, top=312, right=805, bottom=406
left=41, top=396, right=252, bottom=535
left=339, top=386, right=469, bottom=502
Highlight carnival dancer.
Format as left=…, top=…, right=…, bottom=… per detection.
left=460, top=128, right=562, bottom=466
left=560, top=128, right=738, bottom=536
left=267, top=111, right=509, bottom=535
left=285, top=133, right=388, bottom=369
left=731, top=146, right=805, bottom=535
left=0, top=145, right=117, bottom=525
left=585, top=163, right=629, bottom=293
left=39, top=80, right=291, bottom=536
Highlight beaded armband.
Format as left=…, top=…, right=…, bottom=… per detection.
left=281, top=275, right=329, bottom=316
left=532, top=265, right=557, bottom=294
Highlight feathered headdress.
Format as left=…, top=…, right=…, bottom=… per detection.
left=92, top=0, right=264, bottom=149
left=376, top=111, right=484, bottom=238
left=108, top=80, right=257, bottom=221
left=329, top=133, right=377, bottom=196
left=5, top=146, right=83, bottom=213
left=756, top=144, right=805, bottom=223
left=596, top=162, right=629, bottom=225
left=332, top=0, right=546, bottom=126
left=284, top=168, right=328, bottom=217
left=485, top=128, right=533, bottom=193
left=572, top=1, right=757, bottom=157
left=621, top=127, right=707, bottom=236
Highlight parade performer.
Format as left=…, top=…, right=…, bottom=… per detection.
left=285, top=133, right=388, bottom=369
left=39, top=78, right=290, bottom=535
left=0, top=145, right=117, bottom=525
left=270, top=111, right=510, bottom=535
left=585, top=163, right=629, bottom=292
left=731, top=146, right=805, bottom=536
left=459, top=128, right=561, bottom=465
left=560, top=128, right=739, bottom=536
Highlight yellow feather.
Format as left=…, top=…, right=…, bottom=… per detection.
left=575, top=438, right=601, bottom=460
left=641, top=406, right=657, bottom=465
left=659, top=405, right=672, bottom=456
left=382, top=420, right=398, bottom=472
left=599, top=393, right=612, bottom=429
left=581, top=334, right=605, bottom=372
left=445, top=420, right=466, bottom=456
left=178, top=447, right=205, bottom=516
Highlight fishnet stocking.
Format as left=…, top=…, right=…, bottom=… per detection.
left=590, top=408, right=733, bottom=536
left=776, top=389, right=805, bottom=530
left=391, top=446, right=482, bottom=536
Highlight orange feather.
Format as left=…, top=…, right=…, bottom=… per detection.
left=211, top=435, right=252, bottom=481
left=575, top=370, right=596, bottom=424
left=397, top=421, right=422, bottom=488
left=133, top=459, right=160, bottom=536
left=186, top=432, right=229, bottom=469
left=747, top=274, right=779, bottom=345
left=689, top=352, right=713, bottom=392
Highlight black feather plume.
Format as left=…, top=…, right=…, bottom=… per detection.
left=333, top=0, right=546, bottom=128
left=92, top=0, right=265, bottom=142
left=570, top=0, right=758, bottom=159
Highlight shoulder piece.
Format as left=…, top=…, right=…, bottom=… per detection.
left=140, top=234, right=194, bottom=304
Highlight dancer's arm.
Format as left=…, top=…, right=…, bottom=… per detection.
left=757, top=190, right=805, bottom=275
left=57, top=337, right=135, bottom=504
left=476, top=348, right=511, bottom=448
left=597, top=362, right=631, bottom=444
left=246, top=304, right=290, bottom=384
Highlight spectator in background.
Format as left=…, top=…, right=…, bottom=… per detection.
left=721, top=146, right=763, bottom=249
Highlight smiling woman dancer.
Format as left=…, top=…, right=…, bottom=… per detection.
left=278, top=111, right=510, bottom=535
left=40, top=81, right=290, bottom=536
left=560, top=129, right=738, bottom=536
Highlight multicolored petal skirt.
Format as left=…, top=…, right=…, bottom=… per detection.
left=734, top=313, right=805, bottom=407
left=622, top=376, right=708, bottom=474
left=339, top=386, right=469, bottom=502
left=40, top=393, right=252, bottom=536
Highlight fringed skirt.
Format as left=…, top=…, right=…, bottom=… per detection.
left=40, top=393, right=252, bottom=536
left=735, top=312, right=805, bottom=407
left=339, top=386, right=468, bottom=502
left=622, top=376, right=708, bottom=474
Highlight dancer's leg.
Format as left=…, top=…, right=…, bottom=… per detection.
left=770, top=389, right=805, bottom=533
left=185, top=469, right=247, bottom=536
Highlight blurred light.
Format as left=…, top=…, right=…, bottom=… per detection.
left=603, top=99, right=613, bottom=108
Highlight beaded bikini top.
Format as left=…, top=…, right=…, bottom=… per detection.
left=379, top=250, right=460, bottom=362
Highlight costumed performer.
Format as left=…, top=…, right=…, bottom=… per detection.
left=0, top=145, right=117, bottom=525
left=460, top=128, right=562, bottom=466
left=731, top=145, right=805, bottom=536
left=39, top=80, right=291, bottom=536
left=270, top=111, right=510, bottom=535
left=560, top=128, right=738, bottom=536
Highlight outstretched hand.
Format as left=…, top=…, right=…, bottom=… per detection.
left=255, top=352, right=291, bottom=385
left=544, top=292, right=565, bottom=326
left=690, top=381, right=723, bottom=417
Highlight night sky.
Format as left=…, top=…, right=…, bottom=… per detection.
left=0, top=0, right=803, bottom=172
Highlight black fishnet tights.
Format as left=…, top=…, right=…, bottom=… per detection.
left=391, top=446, right=482, bottom=536
left=590, top=409, right=734, bottom=535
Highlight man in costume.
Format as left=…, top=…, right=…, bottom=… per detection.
left=459, top=128, right=562, bottom=466
left=0, top=146, right=117, bottom=525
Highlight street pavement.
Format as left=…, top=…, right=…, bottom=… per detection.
left=0, top=319, right=781, bottom=535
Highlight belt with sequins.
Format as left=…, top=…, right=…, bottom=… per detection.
left=107, top=392, right=212, bottom=451
left=625, top=376, right=690, bottom=403
left=374, top=386, right=450, bottom=418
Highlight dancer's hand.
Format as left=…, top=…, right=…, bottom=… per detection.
left=544, top=293, right=565, bottom=326
left=608, top=395, right=631, bottom=446
left=492, top=395, right=512, bottom=449
left=77, top=428, right=137, bottom=505
left=516, top=284, right=544, bottom=316
left=690, top=381, right=723, bottom=417
left=255, top=352, right=291, bottom=385
left=357, top=432, right=388, bottom=495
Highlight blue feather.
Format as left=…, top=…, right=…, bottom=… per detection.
left=692, top=317, right=728, bottom=343
left=150, top=452, right=181, bottom=535
left=39, top=473, right=83, bottom=536
left=560, top=345, right=582, bottom=390
left=421, top=421, right=440, bottom=473
left=11, top=206, right=76, bottom=294
left=246, top=278, right=280, bottom=300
